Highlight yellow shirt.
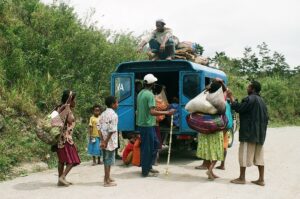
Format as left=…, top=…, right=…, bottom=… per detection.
left=89, top=116, right=100, bottom=137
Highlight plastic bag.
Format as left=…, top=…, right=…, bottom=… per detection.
left=155, top=88, right=169, bottom=122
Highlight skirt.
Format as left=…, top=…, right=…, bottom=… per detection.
left=196, top=131, right=224, bottom=161
left=57, top=142, right=81, bottom=165
left=88, top=137, right=102, bottom=156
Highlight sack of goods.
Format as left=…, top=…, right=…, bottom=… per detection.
left=185, top=90, right=214, bottom=114
left=155, top=87, right=169, bottom=122
left=186, top=113, right=228, bottom=134
left=185, top=87, right=228, bottom=134
left=36, top=110, right=64, bottom=145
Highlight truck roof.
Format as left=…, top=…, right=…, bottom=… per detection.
left=115, top=60, right=226, bottom=77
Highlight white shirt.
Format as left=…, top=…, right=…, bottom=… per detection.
left=98, top=108, right=118, bottom=151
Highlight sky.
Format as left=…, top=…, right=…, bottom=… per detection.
left=42, top=0, right=300, bottom=67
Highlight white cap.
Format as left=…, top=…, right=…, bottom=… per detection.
left=144, top=74, right=158, bottom=84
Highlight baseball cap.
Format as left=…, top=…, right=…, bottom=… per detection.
left=143, top=74, right=158, bottom=84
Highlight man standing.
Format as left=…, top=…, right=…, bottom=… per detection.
left=136, top=74, right=175, bottom=177
left=138, top=19, right=176, bottom=60
left=228, top=81, right=268, bottom=186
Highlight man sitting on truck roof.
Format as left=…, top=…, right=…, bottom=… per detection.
left=138, top=19, right=176, bottom=61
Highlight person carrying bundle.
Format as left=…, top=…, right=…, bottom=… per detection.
left=196, top=79, right=228, bottom=180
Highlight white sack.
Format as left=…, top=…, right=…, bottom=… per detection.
left=185, top=90, right=218, bottom=114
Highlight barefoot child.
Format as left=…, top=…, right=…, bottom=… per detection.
left=98, top=96, right=119, bottom=187
left=88, top=105, right=103, bottom=165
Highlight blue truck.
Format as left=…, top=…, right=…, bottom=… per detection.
left=111, top=60, right=236, bottom=149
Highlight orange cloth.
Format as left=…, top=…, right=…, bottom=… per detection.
left=132, top=138, right=141, bottom=166
left=155, top=97, right=168, bottom=122
left=223, top=131, right=229, bottom=149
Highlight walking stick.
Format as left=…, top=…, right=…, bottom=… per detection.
left=165, top=115, right=174, bottom=175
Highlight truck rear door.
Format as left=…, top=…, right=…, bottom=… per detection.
left=111, top=73, right=135, bottom=131
left=179, top=71, right=203, bottom=133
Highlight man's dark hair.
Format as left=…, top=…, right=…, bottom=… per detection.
left=250, top=80, right=261, bottom=93
left=105, top=96, right=117, bottom=108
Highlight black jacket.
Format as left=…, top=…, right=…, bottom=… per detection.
left=231, top=93, right=269, bottom=145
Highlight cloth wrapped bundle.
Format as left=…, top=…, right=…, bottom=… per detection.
left=36, top=108, right=69, bottom=145
left=186, top=113, right=228, bottom=134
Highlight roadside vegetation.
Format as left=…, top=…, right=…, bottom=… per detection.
left=0, top=0, right=299, bottom=180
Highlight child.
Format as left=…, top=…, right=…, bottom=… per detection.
left=122, top=135, right=136, bottom=165
left=98, top=96, right=119, bottom=187
left=88, top=104, right=103, bottom=165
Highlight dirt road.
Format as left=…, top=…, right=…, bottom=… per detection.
left=1, top=127, right=299, bottom=199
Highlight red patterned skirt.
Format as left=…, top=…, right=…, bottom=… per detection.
left=57, top=142, right=81, bottom=165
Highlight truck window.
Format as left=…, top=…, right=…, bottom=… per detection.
left=183, top=74, right=200, bottom=99
left=114, top=77, right=131, bottom=102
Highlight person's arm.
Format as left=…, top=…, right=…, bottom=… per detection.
left=88, top=117, right=93, bottom=137
left=138, top=32, right=153, bottom=52
left=98, top=130, right=103, bottom=140
left=228, top=90, right=253, bottom=113
left=159, top=29, right=172, bottom=51
left=150, top=107, right=175, bottom=116
left=138, top=41, right=148, bottom=52
left=101, top=132, right=114, bottom=149
left=148, top=93, right=175, bottom=116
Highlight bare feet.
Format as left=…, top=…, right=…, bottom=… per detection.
left=216, top=166, right=225, bottom=170
left=63, top=178, right=73, bottom=185
left=57, top=181, right=68, bottom=187
left=104, top=182, right=117, bottom=187
left=211, top=172, right=219, bottom=178
left=195, top=165, right=207, bottom=170
left=230, top=178, right=246, bottom=184
left=109, top=178, right=115, bottom=183
left=206, top=171, right=214, bottom=180
left=58, top=177, right=69, bottom=187
left=251, top=180, right=265, bottom=186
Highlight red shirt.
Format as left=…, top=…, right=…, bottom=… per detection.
left=122, top=142, right=134, bottom=161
